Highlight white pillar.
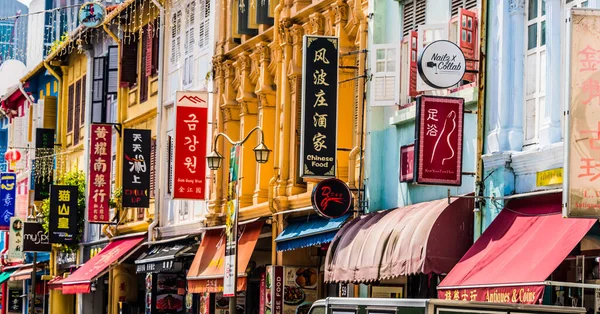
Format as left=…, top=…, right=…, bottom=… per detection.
left=539, top=0, right=562, bottom=146
left=508, top=1, right=525, bottom=151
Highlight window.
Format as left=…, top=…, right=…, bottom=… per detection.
left=371, top=45, right=399, bottom=106
left=183, top=2, right=196, bottom=87
left=67, top=84, right=74, bottom=133
left=308, top=306, right=325, bottom=314
left=198, top=0, right=211, bottom=49
left=67, top=76, right=86, bottom=145
left=120, top=33, right=139, bottom=87
left=451, top=0, right=478, bottom=16
left=402, top=0, right=426, bottom=37
left=170, top=9, right=183, bottom=65
left=74, top=79, right=81, bottom=145
left=167, top=134, right=174, bottom=194
left=565, top=0, right=590, bottom=7
left=140, top=27, right=150, bottom=103
left=524, top=0, right=546, bottom=143
left=150, top=138, right=156, bottom=199
left=80, top=75, right=86, bottom=126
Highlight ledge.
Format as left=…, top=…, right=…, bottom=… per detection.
left=482, top=152, right=512, bottom=171
left=511, top=142, right=563, bottom=175
left=116, top=220, right=150, bottom=235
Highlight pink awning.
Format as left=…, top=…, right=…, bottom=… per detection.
left=325, top=196, right=474, bottom=283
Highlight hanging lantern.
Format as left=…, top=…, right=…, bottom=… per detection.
left=4, top=149, right=21, bottom=163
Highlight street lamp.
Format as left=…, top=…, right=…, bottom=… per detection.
left=206, top=126, right=270, bottom=314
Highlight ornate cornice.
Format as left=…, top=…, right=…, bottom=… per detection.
left=309, top=12, right=325, bottom=35
left=278, top=18, right=294, bottom=45
left=331, top=0, right=349, bottom=24
left=509, top=0, right=525, bottom=14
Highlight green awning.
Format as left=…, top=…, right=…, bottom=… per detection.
left=0, top=269, right=16, bottom=285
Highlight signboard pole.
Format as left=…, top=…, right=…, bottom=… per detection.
left=30, top=251, right=36, bottom=314
left=563, top=8, right=573, bottom=218
left=226, top=146, right=241, bottom=314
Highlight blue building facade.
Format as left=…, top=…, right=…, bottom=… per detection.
left=0, top=1, right=28, bottom=65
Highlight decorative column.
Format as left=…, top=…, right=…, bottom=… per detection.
left=220, top=60, right=241, bottom=212
left=277, top=18, right=294, bottom=196
left=508, top=0, right=525, bottom=151
left=254, top=42, right=276, bottom=204
left=208, top=56, right=226, bottom=216
left=236, top=52, right=259, bottom=208
left=539, top=0, right=562, bottom=146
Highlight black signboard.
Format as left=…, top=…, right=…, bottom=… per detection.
left=23, top=222, right=51, bottom=252
left=300, top=35, right=339, bottom=178
left=49, top=185, right=79, bottom=244
left=34, top=128, right=55, bottom=200
left=57, top=251, right=77, bottom=270
left=122, top=129, right=151, bottom=208
left=311, top=178, right=352, bottom=219
left=135, top=242, right=189, bottom=273
left=8, top=289, right=21, bottom=312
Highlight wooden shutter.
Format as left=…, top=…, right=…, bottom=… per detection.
left=43, top=96, right=57, bottom=129
left=150, top=138, right=156, bottom=199
left=107, top=46, right=119, bottom=95
left=74, top=79, right=81, bottom=145
left=415, top=0, right=426, bottom=26
left=145, top=25, right=153, bottom=77
left=67, top=84, right=74, bottom=133
left=120, top=33, right=138, bottom=88
left=151, top=21, right=160, bottom=75
left=140, top=28, right=149, bottom=103
left=459, top=8, right=478, bottom=82
left=372, top=45, right=399, bottom=106
left=408, top=30, right=419, bottom=97
left=167, top=135, right=173, bottom=194
left=452, top=0, right=478, bottom=16
left=80, top=75, right=86, bottom=126
left=92, top=56, right=106, bottom=123
left=402, top=0, right=414, bottom=37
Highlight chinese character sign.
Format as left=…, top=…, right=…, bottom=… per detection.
left=0, top=173, right=16, bottom=230
left=122, top=129, right=151, bottom=208
left=8, top=217, right=23, bottom=261
left=49, top=185, right=78, bottom=244
left=400, top=145, right=415, bottom=182
left=565, top=10, right=600, bottom=217
left=174, top=91, right=208, bottom=200
left=414, top=96, right=464, bottom=186
left=300, top=35, right=339, bottom=178
left=88, top=124, right=113, bottom=223
left=34, top=128, right=55, bottom=201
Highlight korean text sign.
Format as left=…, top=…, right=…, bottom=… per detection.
left=49, top=185, right=78, bottom=244
left=34, top=128, right=54, bottom=200
left=414, top=96, right=464, bottom=186
left=122, top=129, right=151, bottom=208
left=88, top=124, right=112, bottom=223
left=0, top=172, right=16, bottom=230
left=174, top=91, right=208, bottom=200
left=300, top=35, right=339, bottom=178
left=565, top=10, right=600, bottom=217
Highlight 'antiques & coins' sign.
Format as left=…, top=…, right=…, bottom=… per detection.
left=300, top=35, right=339, bottom=178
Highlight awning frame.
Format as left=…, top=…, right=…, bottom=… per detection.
left=439, top=281, right=600, bottom=291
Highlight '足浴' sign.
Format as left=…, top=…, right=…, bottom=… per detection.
left=88, top=124, right=112, bottom=223
left=299, top=35, right=339, bottom=178
left=414, top=96, right=464, bottom=186
left=564, top=9, right=600, bottom=217
left=173, top=91, right=208, bottom=200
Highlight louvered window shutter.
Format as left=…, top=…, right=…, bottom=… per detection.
left=67, top=84, right=74, bottom=133
left=167, top=135, right=174, bottom=194
left=150, top=138, right=156, bottom=199
left=146, top=25, right=154, bottom=77
left=151, top=21, right=160, bottom=76
left=107, top=46, right=119, bottom=95
left=171, top=13, right=178, bottom=64
left=402, top=0, right=414, bottom=37
left=408, top=31, right=419, bottom=97
left=140, top=29, right=149, bottom=103
left=74, top=79, right=81, bottom=145
left=81, top=75, right=86, bottom=126
left=452, top=0, right=478, bottom=16
left=120, top=34, right=138, bottom=87
left=459, top=8, right=478, bottom=82
left=92, top=56, right=106, bottom=124
left=372, top=44, right=399, bottom=106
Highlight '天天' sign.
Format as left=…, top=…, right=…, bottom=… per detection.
left=122, top=129, right=151, bottom=208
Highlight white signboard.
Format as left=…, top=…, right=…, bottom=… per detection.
left=417, top=40, right=466, bottom=89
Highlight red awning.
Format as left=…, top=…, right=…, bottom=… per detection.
left=187, top=221, right=263, bottom=293
left=2, top=88, right=28, bottom=113
left=438, top=193, right=596, bottom=304
left=10, top=265, right=33, bottom=281
left=48, top=276, right=64, bottom=290
left=325, top=196, right=474, bottom=283
left=60, top=236, right=144, bottom=294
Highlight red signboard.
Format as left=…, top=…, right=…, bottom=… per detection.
left=400, top=144, right=414, bottom=182
left=272, top=266, right=283, bottom=314
left=415, top=96, right=464, bottom=186
left=438, top=285, right=544, bottom=304
left=311, top=178, right=352, bottom=219
left=174, top=91, right=208, bottom=200
left=88, top=124, right=112, bottom=223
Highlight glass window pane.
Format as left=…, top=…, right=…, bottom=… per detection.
left=387, top=48, right=396, bottom=60
left=462, top=15, right=467, bottom=27
left=542, top=0, right=546, bottom=16
left=583, top=1, right=589, bottom=7
left=462, top=30, right=467, bottom=41
left=468, top=17, right=473, bottom=29
left=541, top=20, right=546, bottom=46
left=528, top=0, right=538, bottom=20
left=376, top=61, right=385, bottom=72
left=468, top=31, right=472, bottom=43
left=528, top=24, right=538, bottom=50
left=377, top=49, right=385, bottom=60
left=387, top=61, right=396, bottom=72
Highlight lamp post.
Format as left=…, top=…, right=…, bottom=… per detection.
left=27, top=205, right=43, bottom=314
left=206, top=126, right=270, bottom=314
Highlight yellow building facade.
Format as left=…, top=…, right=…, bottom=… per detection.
left=209, top=0, right=369, bottom=264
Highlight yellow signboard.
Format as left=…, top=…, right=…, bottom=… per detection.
left=536, top=168, right=563, bottom=186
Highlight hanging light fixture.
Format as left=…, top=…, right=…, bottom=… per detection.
left=253, top=142, right=271, bottom=164
left=206, top=150, right=224, bottom=171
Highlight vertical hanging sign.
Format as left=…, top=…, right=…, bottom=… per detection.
left=23, top=222, right=51, bottom=252
left=414, top=96, right=464, bottom=186
left=122, top=129, right=151, bottom=208
left=564, top=10, right=600, bottom=217
left=0, top=173, right=16, bottom=230
left=173, top=91, right=208, bottom=200
left=49, top=185, right=79, bottom=244
left=88, top=124, right=112, bottom=223
left=34, top=128, right=54, bottom=201
left=299, top=35, right=339, bottom=178
left=224, top=146, right=240, bottom=297
left=8, top=217, right=23, bottom=260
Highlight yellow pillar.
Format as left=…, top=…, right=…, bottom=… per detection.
left=109, top=265, right=138, bottom=314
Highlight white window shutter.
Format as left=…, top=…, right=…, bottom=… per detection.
left=371, top=44, right=400, bottom=106
left=416, top=23, right=449, bottom=92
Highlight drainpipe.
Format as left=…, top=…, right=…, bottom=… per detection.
left=474, top=0, right=488, bottom=240
left=148, top=0, right=165, bottom=243
left=347, top=146, right=359, bottom=189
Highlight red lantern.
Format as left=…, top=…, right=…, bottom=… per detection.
left=4, top=149, right=21, bottom=163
